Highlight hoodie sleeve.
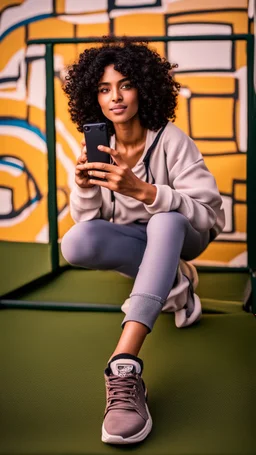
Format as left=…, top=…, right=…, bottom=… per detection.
left=144, top=131, right=225, bottom=233
left=69, top=183, right=102, bottom=223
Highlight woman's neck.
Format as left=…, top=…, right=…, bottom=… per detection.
left=114, top=117, right=147, bottom=152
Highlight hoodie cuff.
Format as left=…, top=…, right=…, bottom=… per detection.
left=144, top=184, right=181, bottom=214
left=73, top=183, right=101, bottom=198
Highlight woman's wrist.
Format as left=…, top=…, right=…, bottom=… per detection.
left=136, top=182, right=157, bottom=205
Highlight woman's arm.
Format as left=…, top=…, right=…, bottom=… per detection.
left=142, top=131, right=225, bottom=234
left=70, top=184, right=102, bottom=223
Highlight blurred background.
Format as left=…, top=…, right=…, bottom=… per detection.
left=0, top=0, right=255, bottom=268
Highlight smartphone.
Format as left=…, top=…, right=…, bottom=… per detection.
left=83, top=122, right=110, bottom=164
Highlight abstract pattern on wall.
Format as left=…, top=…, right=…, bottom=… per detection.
left=0, top=0, right=254, bottom=266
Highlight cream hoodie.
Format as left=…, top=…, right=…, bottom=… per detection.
left=70, top=122, right=225, bottom=239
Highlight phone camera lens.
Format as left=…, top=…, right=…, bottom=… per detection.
left=84, top=126, right=90, bottom=132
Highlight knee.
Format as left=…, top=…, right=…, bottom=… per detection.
left=147, top=212, right=188, bottom=235
left=61, top=221, right=101, bottom=267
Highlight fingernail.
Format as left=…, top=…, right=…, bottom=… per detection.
left=98, top=145, right=103, bottom=150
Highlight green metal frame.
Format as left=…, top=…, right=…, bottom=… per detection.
left=0, top=34, right=255, bottom=314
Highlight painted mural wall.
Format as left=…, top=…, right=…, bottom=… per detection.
left=0, top=0, right=254, bottom=266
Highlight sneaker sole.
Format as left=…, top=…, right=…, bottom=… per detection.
left=101, top=390, right=152, bottom=445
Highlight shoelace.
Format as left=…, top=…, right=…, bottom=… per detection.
left=106, top=374, right=139, bottom=412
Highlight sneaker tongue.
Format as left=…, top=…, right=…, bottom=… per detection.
left=109, top=359, right=141, bottom=377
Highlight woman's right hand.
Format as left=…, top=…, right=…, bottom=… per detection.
left=75, top=140, right=96, bottom=188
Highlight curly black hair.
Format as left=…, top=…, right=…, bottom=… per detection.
left=63, top=36, right=180, bottom=136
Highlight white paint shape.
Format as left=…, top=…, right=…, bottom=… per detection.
left=168, top=23, right=232, bottom=71
left=236, top=66, right=247, bottom=152
left=27, top=59, right=46, bottom=110
left=0, top=0, right=53, bottom=38
left=0, top=200, right=39, bottom=227
left=0, top=49, right=24, bottom=79
left=64, top=0, right=107, bottom=14
left=0, top=126, right=46, bottom=154
left=35, top=224, right=49, bottom=242
left=248, top=0, right=254, bottom=18
left=116, top=0, right=156, bottom=5
left=217, top=232, right=246, bottom=241
left=26, top=45, right=45, bottom=58
left=228, top=251, right=247, bottom=266
left=179, top=87, right=191, bottom=98
left=59, top=13, right=109, bottom=24
left=0, top=56, right=26, bottom=101
left=221, top=195, right=233, bottom=232
left=0, top=161, right=23, bottom=177
left=56, top=142, right=75, bottom=191
left=0, top=188, right=13, bottom=215
left=56, top=118, right=81, bottom=159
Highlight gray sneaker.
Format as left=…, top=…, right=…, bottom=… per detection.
left=101, top=353, right=152, bottom=444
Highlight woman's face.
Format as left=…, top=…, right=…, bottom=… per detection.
left=97, top=64, right=139, bottom=124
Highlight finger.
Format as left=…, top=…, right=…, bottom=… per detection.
left=88, top=170, right=110, bottom=180
left=77, top=151, right=87, bottom=164
left=75, top=168, right=86, bottom=176
left=81, top=139, right=86, bottom=146
left=98, top=145, right=126, bottom=167
left=88, top=178, right=110, bottom=189
left=77, top=162, right=120, bottom=173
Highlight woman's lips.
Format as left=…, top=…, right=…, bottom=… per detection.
left=110, top=106, right=127, bottom=114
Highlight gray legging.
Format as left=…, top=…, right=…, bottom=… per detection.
left=61, top=212, right=210, bottom=333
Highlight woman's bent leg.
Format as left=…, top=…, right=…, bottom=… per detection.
left=61, top=219, right=147, bottom=278
left=122, top=212, right=209, bottom=333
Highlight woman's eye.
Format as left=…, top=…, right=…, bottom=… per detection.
left=99, top=88, right=109, bottom=93
left=121, top=83, right=131, bottom=89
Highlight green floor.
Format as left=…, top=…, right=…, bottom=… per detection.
left=0, top=242, right=255, bottom=454
left=1, top=310, right=255, bottom=454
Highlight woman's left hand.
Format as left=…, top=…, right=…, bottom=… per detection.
left=76, top=145, right=145, bottom=200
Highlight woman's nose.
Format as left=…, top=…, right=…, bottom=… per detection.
left=112, top=88, right=122, bottom=102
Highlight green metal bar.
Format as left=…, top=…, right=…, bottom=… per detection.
left=45, top=43, right=59, bottom=272
left=0, top=300, right=122, bottom=312
left=0, top=300, right=224, bottom=315
left=27, top=34, right=249, bottom=45
left=246, top=36, right=256, bottom=271
left=246, top=34, right=256, bottom=314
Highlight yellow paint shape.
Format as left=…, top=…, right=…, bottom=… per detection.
left=1, top=171, right=29, bottom=210
left=0, top=0, right=23, bottom=12
left=0, top=136, right=47, bottom=195
left=235, top=41, right=246, bottom=69
left=197, top=241, right=246, bottom=263
left=28, top=106, right=45, bottom=134
left=234, top=204, right=247, bottom=233
left=0, top=99, right=27, bottom=118
left=166, top=0, right=247, bottom=13
left=204, top=154, right=246, bottom=193
left=55, top=0, right=66, bottom=15
left=55, top=44, right=77, bottom=67
left=28, top=18, right=73, bottom=39
left=0, top=27, right=25, bottom=71
left=0, top=198, right=48, bottom=242
left=191, top=97, right=234, bottom=138
left=177, top=75, right=235, bottom=95
left=234, top=183, right=246, bottom=201
left=175, top=96, right=189, bottom=134
left=58, top=210, right=74, bottom=240
left=77, top=22, right=109, bottom=38
left=167, top=11, right=248, bottom=35
left=194, top=140, right=237, bottom=154
left=28, top=177, right=37, bottom=199
left=115, top=13, right=164, bottom=36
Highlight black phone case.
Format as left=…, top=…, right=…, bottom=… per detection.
left=83, top=123, right=110, bottom=164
